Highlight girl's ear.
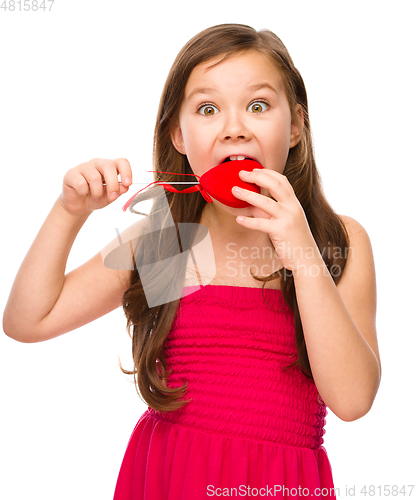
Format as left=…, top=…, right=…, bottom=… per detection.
left=289, top=104, right=305, bottom=148
left=170, top=122, right=187, bottom=155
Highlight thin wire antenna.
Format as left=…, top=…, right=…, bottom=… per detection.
left=103, top=181, right=199, bottom=185
left=127, top=182, right=198, bottom=184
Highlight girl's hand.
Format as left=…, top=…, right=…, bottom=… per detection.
left=60, top=158, right=132, bottom=216
left=233, top=169, right=320, bottom=273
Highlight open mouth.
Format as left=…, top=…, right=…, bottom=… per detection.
left=221, top=156, right=257, bottom=164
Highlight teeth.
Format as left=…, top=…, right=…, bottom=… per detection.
left=229, top=155, right=247, bottom=161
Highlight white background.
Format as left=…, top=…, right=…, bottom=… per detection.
left=1, top=1, right=415, bottom=498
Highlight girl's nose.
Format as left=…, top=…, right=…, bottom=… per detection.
left=221, top=112, right=252, bottom=141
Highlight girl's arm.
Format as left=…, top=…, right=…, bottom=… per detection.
left=293, top=215, right=381, bottom=422
left=232, top=169, right=381, bottom=422
left=3, top=158, right=135, bottom=343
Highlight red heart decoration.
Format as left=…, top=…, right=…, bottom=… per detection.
left=200, top=159, right=263, bottom=208
left=121, top=159, right=264, bottom=212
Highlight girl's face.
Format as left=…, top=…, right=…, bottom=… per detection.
left=170, top=49, right=303, bottom=214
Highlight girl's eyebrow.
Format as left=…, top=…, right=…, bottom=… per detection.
left=186, top=82, right=279, bottom=101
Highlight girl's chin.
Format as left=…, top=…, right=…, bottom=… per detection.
left=216, top=202, right=271, bottom=220
left=212, top=200, right=254, bottom=215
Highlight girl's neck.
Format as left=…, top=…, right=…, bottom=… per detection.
left=201, top=203, right=267, bottom=246
left=202, top=203, right=245, bottom=232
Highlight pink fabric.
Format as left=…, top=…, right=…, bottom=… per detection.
left=113, top=285, right=337, bottom=499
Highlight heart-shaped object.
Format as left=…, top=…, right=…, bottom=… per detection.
left=121, top=159, right=264, bottom=212
left=200, top=159, right=263, bottom=208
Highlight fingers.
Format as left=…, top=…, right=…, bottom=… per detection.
left=231, top=170, right=286, bottom=218
left=82, top=165, right=106, bottom=200
left=233, top=185, right=279, bottom=219
left=76, top=158, right=132, bottom=203
left=63, top=168, right=90, bottom=197
left=110, top=158, right=133, bottom=199
left=114, top=158, right=133, bottom=186
left=61, top=157, right=133, bottom=215
left=97, top=158, right=132, bottom=195
left=237, top=169, right=294, bottom=205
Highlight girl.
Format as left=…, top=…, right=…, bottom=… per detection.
left=3, top=24, right=381, bottom=499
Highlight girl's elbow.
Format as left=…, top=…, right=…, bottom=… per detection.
left=3, top=317, right=53, bottom=343
left=331, top=373, right=381, bottom=422
left=334, top=398, right=375, bottom=422
left=2, top=317, right=24, bottom=342
left=337, top=407, right=369, bottom=422
left=4, top=327, right=39, bottom=343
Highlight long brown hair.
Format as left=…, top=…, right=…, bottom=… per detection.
left=120, top=24, right=350, bottom=411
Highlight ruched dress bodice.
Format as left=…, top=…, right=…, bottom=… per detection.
left=114, top=285, right=337, bottom=499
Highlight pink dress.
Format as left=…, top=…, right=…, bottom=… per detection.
left=113, top=285, right=337, bottom=499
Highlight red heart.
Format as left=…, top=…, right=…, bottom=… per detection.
left=200, top=159, right=264, bottom=208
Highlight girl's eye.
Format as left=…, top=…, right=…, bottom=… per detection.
left=197, top=104, right=218, bottom=116
left=248, top=100, right=270, bottom=113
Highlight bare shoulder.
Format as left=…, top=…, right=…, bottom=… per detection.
left=100, top=216, right=149, bottom=271
left=337, top=214, right=376, bottom=280
left=337, top=213, right=376, bottom=291
left=338, top=214, right=371, bottom=239
left=336, top=214, right=381, bottom=373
